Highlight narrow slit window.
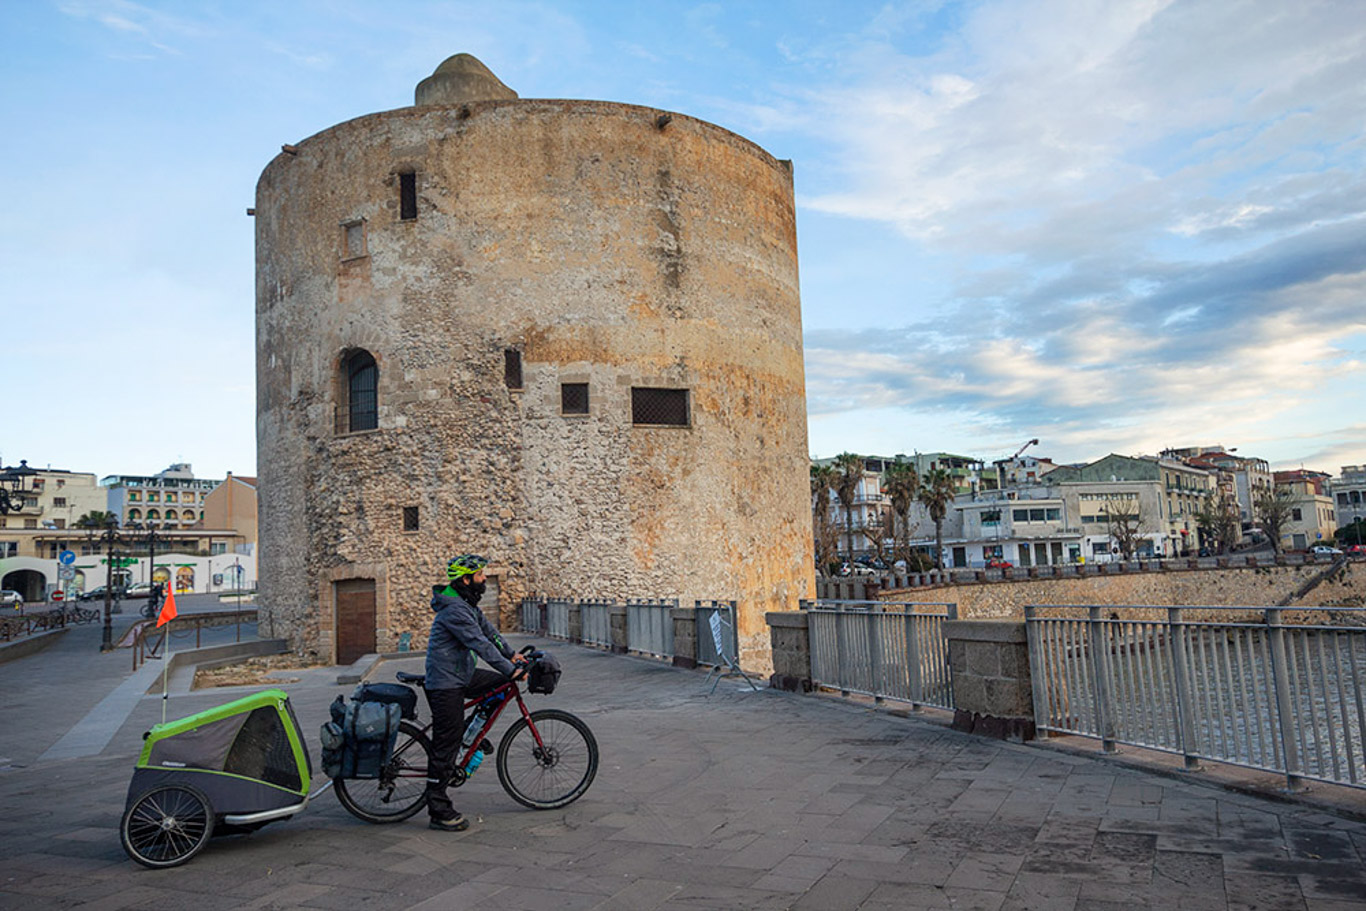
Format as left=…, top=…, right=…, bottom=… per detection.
left=402, top=506, right=419, bottom=532
left=504, top=349, right=523, bottom=390
left=399, top=172, right=417, bottom=220
left=561, top=383, right=589, bottom=415
left=631, top=387, right=689, bottom=426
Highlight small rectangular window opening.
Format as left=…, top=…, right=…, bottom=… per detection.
left=631, top=387, right=689, bottom=426
left=399, top=172, right=417, bottom=220
left=561, top=383, right=589, bottom=415
left=504, top=349, right=523, bottom=390
left=343, top=220, right=366, bottom=258
left=402, top=506, right=420, bottom=532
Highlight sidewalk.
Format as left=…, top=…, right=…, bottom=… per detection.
left=0, top=633, right=1364, bottom=910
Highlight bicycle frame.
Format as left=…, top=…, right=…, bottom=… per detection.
left=452, top=679, right=537, bottom=770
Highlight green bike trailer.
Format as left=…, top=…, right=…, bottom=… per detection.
left=120, top=688, right=314, bottom=868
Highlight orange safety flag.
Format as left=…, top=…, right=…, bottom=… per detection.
left=156, top=585, right=178, bottom=628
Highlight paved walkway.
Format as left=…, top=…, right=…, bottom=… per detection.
left=1, top=623, right=1365, bottom=910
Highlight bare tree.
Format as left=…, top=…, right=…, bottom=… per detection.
left=1255, top=486, right=1296, bottom=554
left=860, top=508, right=896, bottom=565
left=1194, top=489, right=1240, bottom=554
left=1103, top=496, right=1146, bottom=560
left=831, top=453, right=865, bottom=560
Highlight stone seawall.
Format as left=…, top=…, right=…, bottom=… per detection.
left=880, top=561, right=1364, bottom=618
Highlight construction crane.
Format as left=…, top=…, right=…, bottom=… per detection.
left=1011, top=439, right=1040, bottom=460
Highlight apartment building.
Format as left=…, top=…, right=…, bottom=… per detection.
left=1331, top=465, right=1366, bottom=532
left=1274, top=469, right=1337, bottom=551
left=102, top=463, right=220, bottom=529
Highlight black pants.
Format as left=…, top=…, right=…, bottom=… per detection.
left=424, top=669, right=506, bottom=819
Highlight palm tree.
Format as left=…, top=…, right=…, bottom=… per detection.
left=918, top=467, right=956, bottom=570
left=75, top=510, right=118, bottom=529
left=881, top=458, right=919, bottom=567
left=831, top=453, right=865, bottom=560
left=810, top=463, right=839, bottom=574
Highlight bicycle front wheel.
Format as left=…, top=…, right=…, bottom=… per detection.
left=496, top=709, right=598, bottom=810
left=334, top=721, right=432, bottom=823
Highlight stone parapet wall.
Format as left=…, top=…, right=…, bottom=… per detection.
left=880, top=562, right=1363, bottom=619
left=766, top=610, right=812, bottom=692
left=943, top=620, right=1035, bottom=742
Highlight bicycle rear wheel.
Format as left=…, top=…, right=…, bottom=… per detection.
left=496, top=709, right=598, bottom=810
left=334, top=721, right=432, bottom=823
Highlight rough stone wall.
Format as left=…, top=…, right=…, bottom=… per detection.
left=257, top=99, right=814, bottom=664
left=880, top=562, right=1365, bottom=619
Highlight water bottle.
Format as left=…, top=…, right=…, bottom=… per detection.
left=465, top=748, right=485, bottom=777
left=461, top=710, right=486, bottom=747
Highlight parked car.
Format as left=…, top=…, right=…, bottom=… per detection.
left=1, top=590, right=23, bottom=608
left=124, top=583, right=154, bottom=599
left=1311, top=545, right=1344, bottom=556
left=985, top=559, right=1013, bottom=569
left=1346, top=545, right=1366, bottom=555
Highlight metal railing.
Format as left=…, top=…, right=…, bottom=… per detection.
left=129, top=609, right=259, bottom=671
left=545, top=598, right=573, bottom=640
left=1026, top=605, right=1366, bottom=790
left=695, top=600, right=738, bottom=668
left=580, top=600, right=614, bottom=649
left=627, top=598, right=676, bottom=659
left=803, top=600, right=957, bottom=710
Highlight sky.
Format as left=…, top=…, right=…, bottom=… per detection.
left=2, top=0, right=1363, bottom=482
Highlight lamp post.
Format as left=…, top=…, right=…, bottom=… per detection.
left=92, top=516, right=123, bottom=652
left=129, top=521, right=163, bottom=619
left=0, top=460, right=37, bottom=516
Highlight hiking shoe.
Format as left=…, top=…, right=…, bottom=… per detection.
left=428, top=813, right=470, bottom=832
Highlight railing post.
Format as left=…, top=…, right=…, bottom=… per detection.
left=869, top=608, right=884, bottom=704
left=1024, top=606, right=1047, bottom=734
left=1167, top=608, right=1202, bottom=770
left=1265, top=608, right=1306, bottom=791
left=1087, top=606, right=1117, bottom=752
left=906, top=610, right=922, bottom=710
left=836, top=609, right=849, bottom=696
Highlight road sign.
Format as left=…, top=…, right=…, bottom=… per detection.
left=57, top=566, right=76, bottom=581
left=52, top=591, right=64, bottom=602
left=58, top=550, right=75, bottom=566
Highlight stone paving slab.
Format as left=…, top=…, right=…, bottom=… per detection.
left=1, top=635, right=1365, bottom=909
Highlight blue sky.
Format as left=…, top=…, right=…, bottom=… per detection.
left=2, top=0, right=1363, bottom=481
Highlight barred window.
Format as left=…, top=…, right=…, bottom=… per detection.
left=403, top=506, right=419, bottom=532
left=631, top=387, right=689, bottom=426
left=561, top=383, right=589, bottom=415
left=399, top=172, right=417, bottom=220
left=504, top=349, right=523, bottom=390
left=346, top=350, right=378, bottom=432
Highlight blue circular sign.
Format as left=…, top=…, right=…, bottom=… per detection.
left=58, top=550, right=76, bottom=566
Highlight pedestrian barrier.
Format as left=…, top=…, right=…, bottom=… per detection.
left=1026, top=604, right=1366, bottom=791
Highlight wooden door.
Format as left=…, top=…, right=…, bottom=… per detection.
left=335, top=579, right=376, bottom=665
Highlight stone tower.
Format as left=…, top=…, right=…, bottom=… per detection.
left=255, top=54, right=814, bottom=668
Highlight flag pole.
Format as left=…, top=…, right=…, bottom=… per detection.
left=156, top=582, right=179, bottom=725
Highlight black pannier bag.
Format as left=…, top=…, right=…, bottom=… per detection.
left=352, top=682, right=418, bottom=720
left=528, top=652, right=562, bottom=694
left=320, top=695, right=402, bottom=779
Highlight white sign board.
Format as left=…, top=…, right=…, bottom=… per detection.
left=709, top=611, right=724, bottom=655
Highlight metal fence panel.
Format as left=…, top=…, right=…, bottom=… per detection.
left=626, top=599, right=676, bottom=659
left=546, top=599, right=572, bottom=640
left=803, top=600, right=956, bottom=711
left=580, top=600, right=614, bottom=649
left=519, top=598, right=540, bottom=633
left=1026, top=605, right=1366, bottom=791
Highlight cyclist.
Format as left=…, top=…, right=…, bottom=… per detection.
left=423, top=554, right=526, bottom=831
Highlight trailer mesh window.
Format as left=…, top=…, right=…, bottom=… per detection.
left=631, top=387, right=689, bottom=426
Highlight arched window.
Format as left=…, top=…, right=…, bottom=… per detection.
left=147, top=509, right=160, bottom=521
left=128, top=509, right=141, bottom=522
left=345, top=350, right=378, bottom=433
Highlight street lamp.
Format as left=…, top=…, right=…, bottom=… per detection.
left=88, top=516, right=124, bottom=652
left=0, top=460, right=37, bottom=515
left=128, top=520, right=164, bottom=618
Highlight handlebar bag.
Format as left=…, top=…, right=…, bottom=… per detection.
left=352, top=682, right=418, bottom=720
left=528, top=652, right=562, bottom=694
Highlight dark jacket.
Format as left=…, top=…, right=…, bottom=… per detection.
left=425, top=585, right=516, bottom=690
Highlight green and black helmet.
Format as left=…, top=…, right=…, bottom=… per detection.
left=447, top=554, right=489, bottom=580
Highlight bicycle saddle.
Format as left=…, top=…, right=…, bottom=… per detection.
left=395, top=671, right=425, bottom=686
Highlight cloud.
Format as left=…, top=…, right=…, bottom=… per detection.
left=795, top=0, right=1366, bottom=468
